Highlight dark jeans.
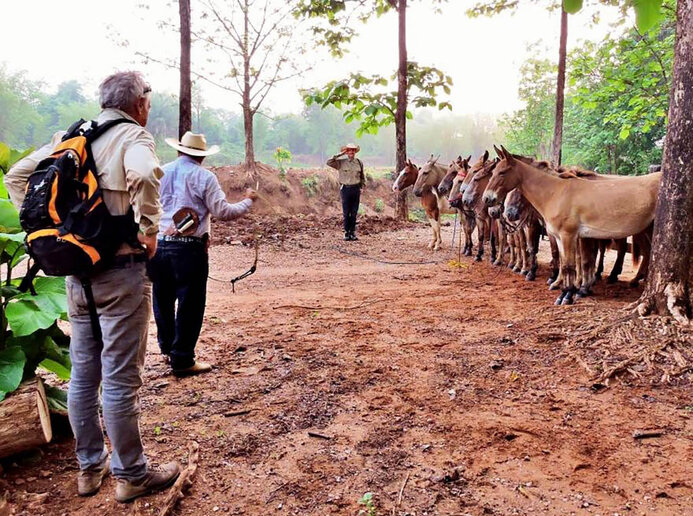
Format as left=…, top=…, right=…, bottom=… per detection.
left=148, top=241, right=208, bottom=370
left=340, top=184, right=361, bottom=235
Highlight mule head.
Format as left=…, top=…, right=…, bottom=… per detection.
left=483, top=145, right=520, bottom=206
left=393, top=159, right=418, bottom=193
left=504, top=188, right=525, bottom=221
left=463, top=158, right=499, bottom=207
left=412, top=157, right=441, bottom=197
left=438, top=161, right=460, bottom=195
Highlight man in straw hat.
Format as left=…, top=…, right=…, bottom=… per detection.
left=149, top=131, right=257, bottom=377
left=327, top=143, right=366, bottom=241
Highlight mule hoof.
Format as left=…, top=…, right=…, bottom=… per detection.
left=629, top=279, right=641, bottom=288
left=493, top=260, right=502, bottom=267
left=576, top=287, right=590, bottom=298
left=548, top=282, right=560, bottom=291
left=513, top=266, right=521, bottom=274
left=474, top=255, right=482, bottom=262
left=561, top=296, right=575, bottom=305
left=525, top=272, right=535, bottom=281
left=595, top=273, right=603, bottom=281
left=521, top=269, right=529, bottom=276
left=607, top=275, right=618, bottom=284
left=464, top=250, right=472, bottom=257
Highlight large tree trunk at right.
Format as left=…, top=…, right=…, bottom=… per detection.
left=242, top=0, right=255, bottom=171
left=394, top=0, right=409, bottom=221
left=551, top=7, right=568, bottom=166
left=635, top=0, right=693, bottom=324
left=0, top=378, right=52, bottom=459
left=178, top=0, right=192, bottom=138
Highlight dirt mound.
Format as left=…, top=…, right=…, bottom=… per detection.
left=211, top=162, right=398, bottom=218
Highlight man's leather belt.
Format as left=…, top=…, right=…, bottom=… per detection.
left=159, top=235, right=205, bottom=244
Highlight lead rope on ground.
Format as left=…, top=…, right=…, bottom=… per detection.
left=208, top=226, right=260, bottom=291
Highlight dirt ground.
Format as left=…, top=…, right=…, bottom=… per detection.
left=4, top=214, right=693, bottom=516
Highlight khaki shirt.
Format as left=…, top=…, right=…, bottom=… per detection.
left=326, top=155, right=364, bottom=186
left=5, top=109, right=163, bottom=238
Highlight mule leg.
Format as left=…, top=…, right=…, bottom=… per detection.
left=525, top=220, right=540, bottom=281
left=463, top=215, right=475, bottom=256
left=557, top=234, right=579, bottom=305
left=577, top=238, right=597, bottom=298
left=432, top=217, right=442, bottom=251
left=547, top=234, right=560, bottom=286
left=489, top=219, right=498, bottom=264
left=607, top=238, right=627, bottom=283
left=474, top=217, right=486, bottom=262
left=513, top=230, right=526, bottom=273
left=494, top=220, right=506, bottom=266
left=630, top=230, right=652, bottom=287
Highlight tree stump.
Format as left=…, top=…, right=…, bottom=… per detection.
left=0, top=377, right=52, bottom=459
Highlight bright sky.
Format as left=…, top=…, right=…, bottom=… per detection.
left=1, top=0, right=626, bottom=118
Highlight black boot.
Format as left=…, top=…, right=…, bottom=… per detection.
left=344, top=232, right=351, bottom=241
left=349, top=233, right=358, bottom=241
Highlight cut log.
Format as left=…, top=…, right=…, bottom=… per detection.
left=0, top=377, right=52, bottom=459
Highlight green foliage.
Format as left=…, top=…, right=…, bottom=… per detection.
left=374, top=198, right=385, bottom=213
left=273, top=147, right=292, bottom=178
left=301, top=174, right=320, bottom=197
left=502, top=4, right=673, bottom=175
left=358, top=492, right=377, bottom=516
left=303, top=63, right=452, bottom=138
left=0, top=142, right=70, bottom=402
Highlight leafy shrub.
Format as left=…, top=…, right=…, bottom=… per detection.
left=301, top=174, right=319, bottom=197
left=273, top=146, right=292, bottom=179
left=374, top=198, right=385, bottom=213
left=0, top=142, right=70, bottom=407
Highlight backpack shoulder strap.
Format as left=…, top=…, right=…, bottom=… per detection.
left=87, top=118, right=137, bottom=143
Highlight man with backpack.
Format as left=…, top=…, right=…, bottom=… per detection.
left=327, top=143, right=366, bottom=241
left=148, top=131, right=257, bottom=376
left=5, top=71, right=180, bottom=503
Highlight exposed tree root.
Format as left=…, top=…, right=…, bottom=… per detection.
left=566, top=311, right=693, bottom=385
left=632, top=282, right=691, bottom=326
left=159, top=441, right=200, bottom=516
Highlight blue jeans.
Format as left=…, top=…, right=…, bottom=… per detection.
left=66, top=261, right=150, bottom=481
left=148, top=241, right=208, bottom=370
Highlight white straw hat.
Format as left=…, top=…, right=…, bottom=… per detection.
left=165, top=131, right=220, bottom=157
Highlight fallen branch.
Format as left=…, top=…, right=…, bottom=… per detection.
left=159, top=441, right=200, bottom=516
left=397, top=472, right=410, bottom=507
left=307, top=431, right=332, bottom=440
left=224, top=409, right=252, bottom=418
left=633, top=429, right=664, bottom=439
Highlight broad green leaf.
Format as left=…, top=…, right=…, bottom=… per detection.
left=0, top=346, right=26, bottom=401
left=6, top=299, right=60, bottom=337
left=44, top=384, right=68, bottom=415
left=633, top=0, right=663, bottom=33
left=563, top=0, right=583, bottom=14
left=40, top=359, right=71, bottom=380
left=0, top=143, right=10, bottom=174
left=0, top=199, right=20, bottom=233
left=619, top=127, right=631, bottom=140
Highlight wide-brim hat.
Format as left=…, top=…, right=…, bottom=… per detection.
left=341, top=143, right=360, bottom=153
left=165, top=131, right=220, bottom=157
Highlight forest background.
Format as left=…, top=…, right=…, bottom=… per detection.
left=0, top=1, right=673, bottom=176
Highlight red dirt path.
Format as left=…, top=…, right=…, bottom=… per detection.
left=4, top=216, right=692, bottom=516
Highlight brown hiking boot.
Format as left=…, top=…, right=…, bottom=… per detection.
left=77, top=456, right=110, bottom=496
left=115, top=461, right=181, bottom=503
left=173, top=360, right=213, bottom=377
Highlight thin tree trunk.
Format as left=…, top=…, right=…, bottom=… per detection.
left=551, top=7, right=568, bottom=166
left=394, top=0, right=409, bottom=221
left=178, top=0, right=192, bottom=138
left=242, top=0, right=255, bottom=170
left=635, top=0, right=693, bottom=324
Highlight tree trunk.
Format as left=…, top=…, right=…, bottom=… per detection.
left=241, top=0, right=255, bottom=171
left=178, top=0, right=192, bottom=138
left=394, top=0, right=409, bottom=221
left=0, top=377, right=52, bottom=459
left=635, top=0, right=693, bottom=324
left=551, top=7, right=568, bottom=166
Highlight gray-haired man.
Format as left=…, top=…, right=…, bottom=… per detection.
left=6, top=71, right=180, bottom=503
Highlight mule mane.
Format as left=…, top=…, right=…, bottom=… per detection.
left=557, top=165, right=598, bottom=179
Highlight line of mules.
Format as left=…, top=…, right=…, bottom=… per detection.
left=394, top=146, right=660, bottom=305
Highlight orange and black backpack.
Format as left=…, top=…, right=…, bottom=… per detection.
left=19, top=118, right=140, bottom=341
left=20, top=118, right=139, bottom=276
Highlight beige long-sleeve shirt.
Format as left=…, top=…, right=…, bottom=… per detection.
left=5, top=108, right=163, bottom=237
left=326, top=155, right=365, bottom=186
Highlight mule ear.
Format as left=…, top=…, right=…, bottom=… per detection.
left=500, top=145, right=515, bottom=164
left=482, top=150, right=489, bottom=163
left=465, top=154, right=471, bottom=163
left=493, top=145, right=503, bottom=159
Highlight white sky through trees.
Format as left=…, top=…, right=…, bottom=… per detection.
left=2, top=0, right=624, bottom=118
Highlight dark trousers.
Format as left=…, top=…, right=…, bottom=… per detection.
left=340, top=184, right=361, bottom=235
left=148, top=241, right=208, bottom=370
